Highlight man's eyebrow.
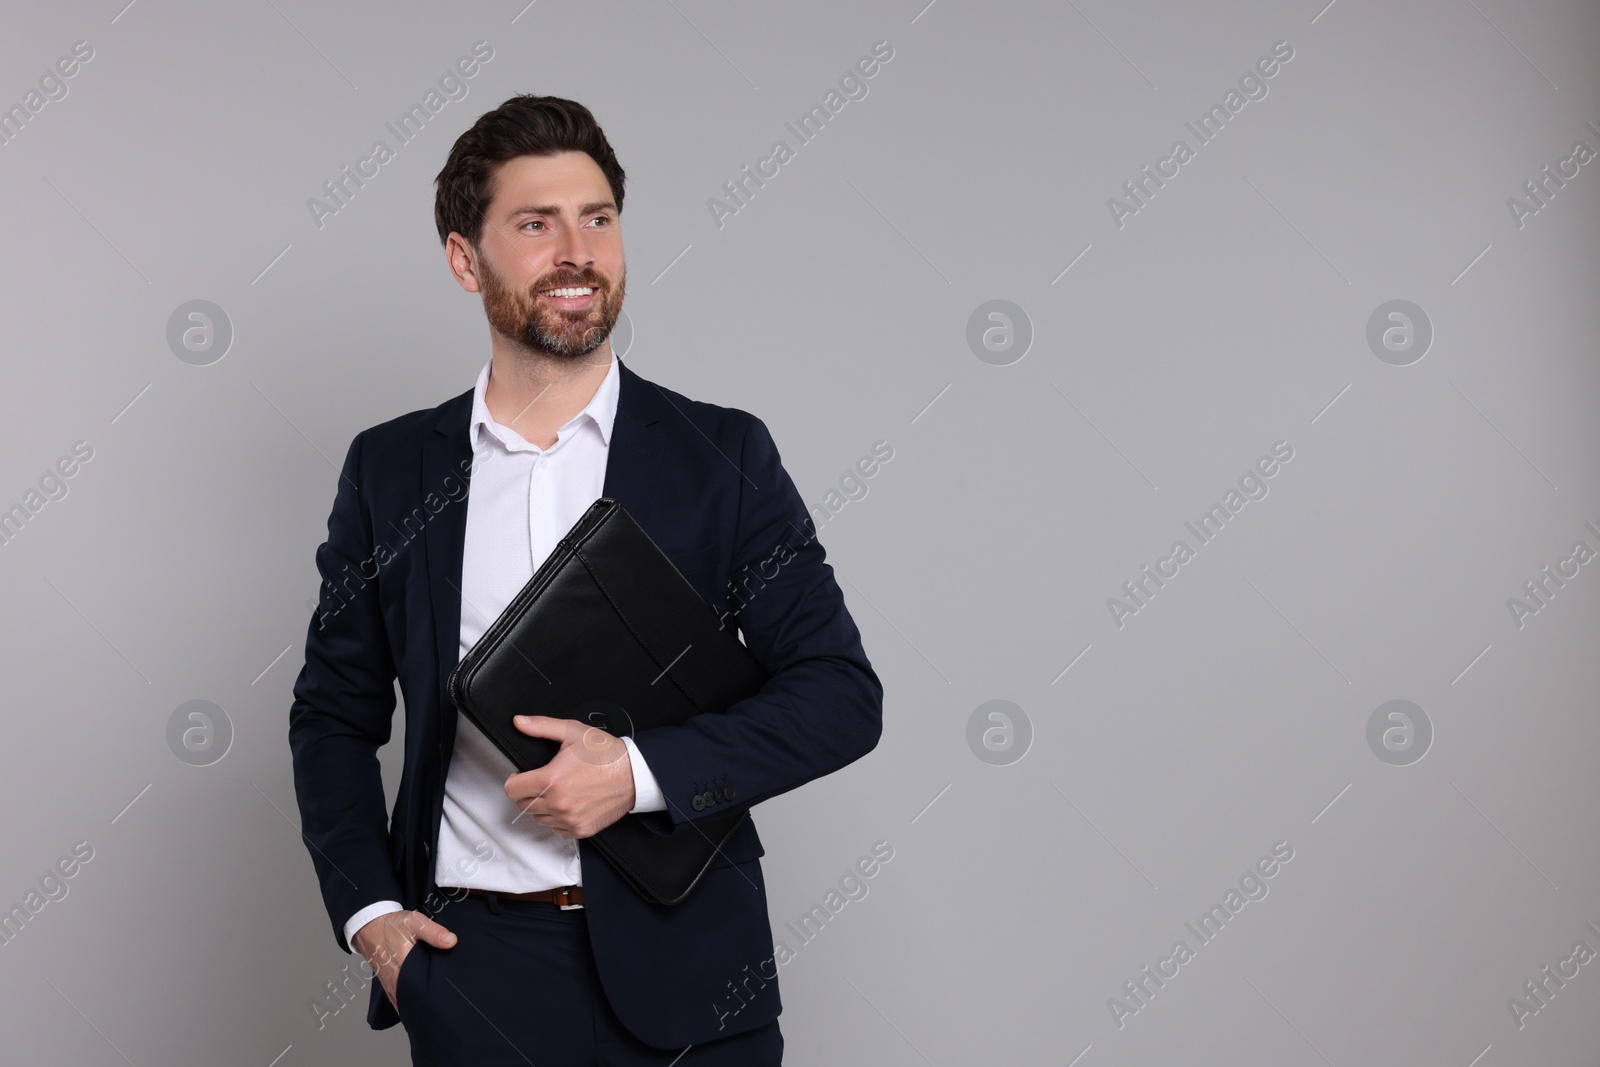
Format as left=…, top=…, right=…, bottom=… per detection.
left=506, top=201, right=617, bottom=219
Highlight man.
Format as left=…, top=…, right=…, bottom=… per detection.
left=287, top=95, right=883, bottom=1065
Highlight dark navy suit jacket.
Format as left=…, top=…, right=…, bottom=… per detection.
left=288, top=359, right=882, bottom=1048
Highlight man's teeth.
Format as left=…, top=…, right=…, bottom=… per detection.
left=541, top=287, right=594, bottom=297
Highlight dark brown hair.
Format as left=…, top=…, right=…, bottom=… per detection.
left=433, top=95, right=626, bottom=247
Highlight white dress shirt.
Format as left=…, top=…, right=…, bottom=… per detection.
left=343, top=355, right=666, bottom=949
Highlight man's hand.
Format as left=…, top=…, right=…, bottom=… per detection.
left=505, top=715, right=636, bottom=839
left=352, top=911, right=457, bottom=1011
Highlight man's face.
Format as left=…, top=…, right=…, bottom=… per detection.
left=469, top=151, right=625, bottom=360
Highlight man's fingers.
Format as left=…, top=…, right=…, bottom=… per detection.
left=505, top=768, right=554, bottom=803
left=511, top=714, right=572, bottom=739
left=512, top=715, right=617, bottom=755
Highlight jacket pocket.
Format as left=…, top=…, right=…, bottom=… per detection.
left=708, top=816, right=765, bottom=868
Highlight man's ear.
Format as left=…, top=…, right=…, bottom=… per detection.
left=446, top=232, right=484, bottom=293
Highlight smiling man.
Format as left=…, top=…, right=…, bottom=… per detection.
left=288, top=95, right=883, bottom=1066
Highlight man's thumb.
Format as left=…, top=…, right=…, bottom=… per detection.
left=422, top=921, right=458, bottom=948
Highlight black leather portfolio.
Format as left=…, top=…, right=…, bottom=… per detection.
left=446, top=498, right=769, bottom=905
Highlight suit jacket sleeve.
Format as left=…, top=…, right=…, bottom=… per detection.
left=629, top=414, right=884, bottom=832
left=287, top=431, right=407, bottom=952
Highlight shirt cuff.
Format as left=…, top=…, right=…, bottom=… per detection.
left=621, top=735, right=667, bottom=813
left=344, top=900, right=405, bottom=953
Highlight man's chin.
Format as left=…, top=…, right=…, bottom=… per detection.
left=520, top=329, right=611, bottom=360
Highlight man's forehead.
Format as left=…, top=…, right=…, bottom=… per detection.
left=488, top=153, right=611, bottom=212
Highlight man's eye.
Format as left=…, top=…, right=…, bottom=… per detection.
left=523, top=220, right=543, bottom=231
left=588, top=216, right=609, bottom=227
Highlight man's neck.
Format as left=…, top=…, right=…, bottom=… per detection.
left=484, top=338, right=613, bottom=450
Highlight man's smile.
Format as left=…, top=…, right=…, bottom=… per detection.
left=539, top=285, right=598, bottom=309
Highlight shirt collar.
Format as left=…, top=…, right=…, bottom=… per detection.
left=468, top=354, right=620, bottom=453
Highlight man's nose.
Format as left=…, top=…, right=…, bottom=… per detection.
left=553, top=221, right=592, bottom=271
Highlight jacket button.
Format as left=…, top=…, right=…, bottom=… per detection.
left=692, top=794, right=705, bottom=811
left=725, top=786, right=735, bottom=800
left=704, top=790, right=716, bottom=806
left=714, top=788, right=726, bottom=803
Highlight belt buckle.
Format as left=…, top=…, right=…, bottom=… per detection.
left=555, top=886, right=584, bottom=911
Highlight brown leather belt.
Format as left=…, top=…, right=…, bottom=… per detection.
left=462, top=885, right=585, bottom=909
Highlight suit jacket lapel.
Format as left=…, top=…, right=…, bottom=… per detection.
left=423, top=388, right=474, bottom=761
left=603, top=360, right=666, bottom=534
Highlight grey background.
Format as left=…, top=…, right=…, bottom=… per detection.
left=1, top=0, right=1597, bottom=1063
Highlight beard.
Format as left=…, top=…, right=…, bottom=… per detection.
left=479, top=255, right=626, bottom=361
